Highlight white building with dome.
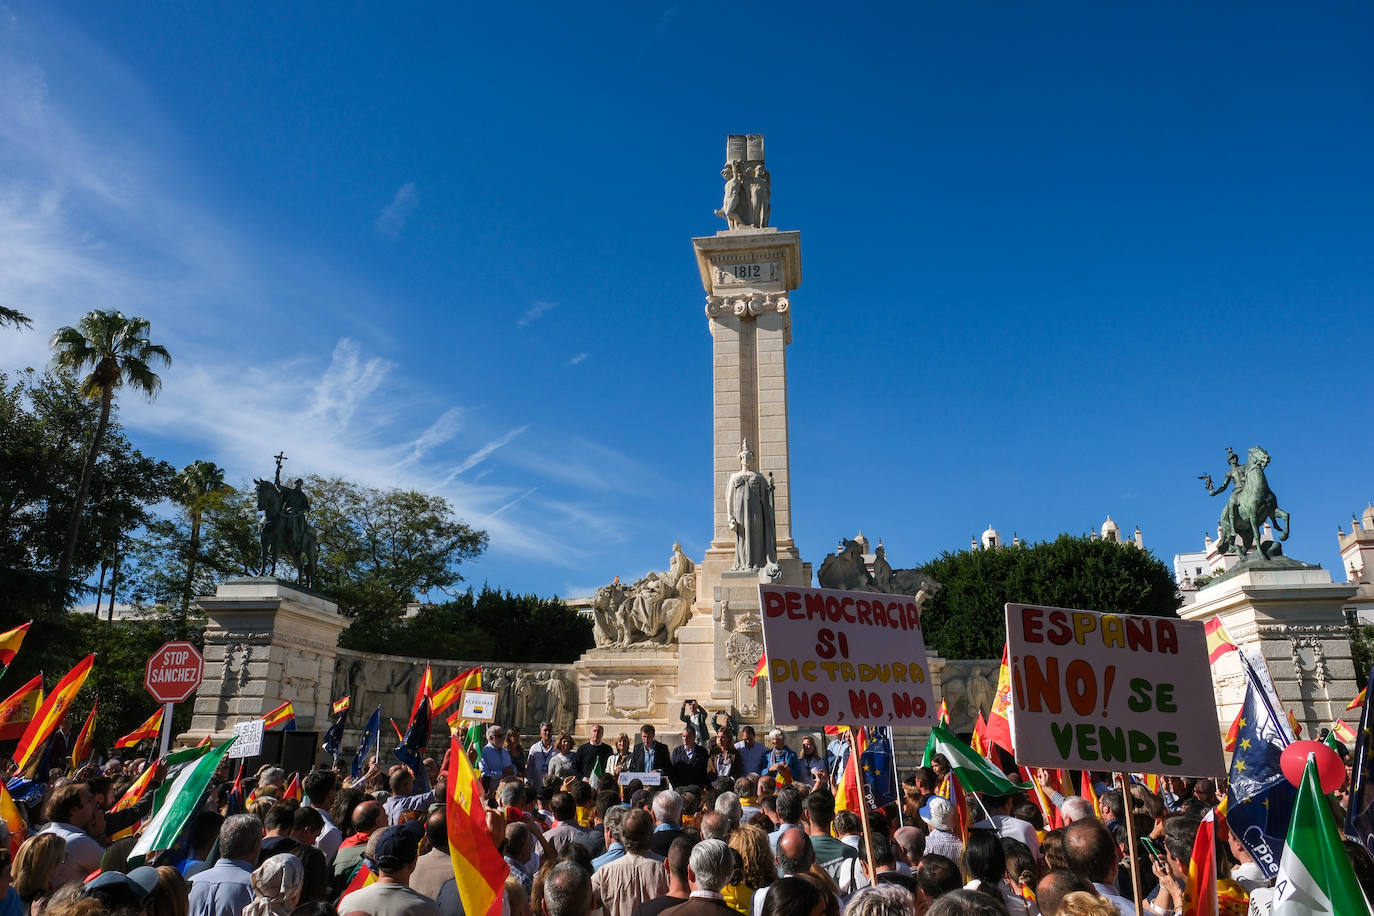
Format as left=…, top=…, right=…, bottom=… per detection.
left=970, top=516, right=1141, bottom=551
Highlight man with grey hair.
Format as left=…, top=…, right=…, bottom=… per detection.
left=528, top=721, right=557, bottom=790
left=651, top=789, right=685, bottom=857
left=593, top=805, right=630, bottom=871
left=843, top=884, right=915, bottom=916
left=189, top=814, right=263, bottom=916
left=699, top=810, right=730, bottom=842
left=541, top=861, right=594, bottom=916
left=713, top=792, right=742, bottom=828
left=479, top=726, right=515, bottom=784
left=1058, top=796, right=1096, bottom=824
left=665, top=839, right=733, bottom=916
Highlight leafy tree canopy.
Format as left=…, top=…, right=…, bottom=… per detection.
left=917, top=534, right=1181, bottom=659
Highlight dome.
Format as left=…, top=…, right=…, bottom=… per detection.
left=981, top=524, right=1001, bottom=548
left=1101, top=515, right=1121, bottom=542
left=1363, top=503, right=1374, bottom=528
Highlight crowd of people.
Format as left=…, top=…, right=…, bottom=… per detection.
left=3, top=704, right=1371, bottom=916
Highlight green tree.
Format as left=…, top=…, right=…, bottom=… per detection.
left=175, top=461, right=230, bottom=613
left=1, top=306, right=31, bottom=329
left=301, top=475, right=488, bottom=621
left=918, top=534, right=1181, bottom=659
left=50, top=311, right=171, bottom=587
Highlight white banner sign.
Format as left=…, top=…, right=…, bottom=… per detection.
left=228, top=718, right=264, bottom=759
left=617, top=771, right=663, bottom=786
left=459, top=690, right=498, bottom=723
left=1005, top=603, right=1225, bottom=776
left=759, top=584, right=937, bottom=727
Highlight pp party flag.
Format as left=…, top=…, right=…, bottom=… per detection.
left=410, top=664, right=433, bottom=723
left=352, top=705, right=383, bottom=778
left=445, top=735, right=509, bottom=916
left=1226, top=673, right=1295, bottom=879
left=1349, top=687, right=1368, bottom=712
left=750, top=652, right=767, bottom=688
left=331, top=695, right=351, bottom=716
left=0, top=780, right=26, bottom=857
left=115, top=706, right=165, bottom=748
left=14, top=654, right=94, bottom=771
left=0, top=675, right=43, bottom=741
left=925, top=723, right=1031, bottom=797
left=433, top=667, right=482, bottom=715
left=0, top=622, right=30, bottom=679
left=982, top=644, right=1014, bottom=755
left=322, top=708, right=348, bottom=758
left=860, top=727, right=898, bottom=807
left=1346, top=663, right=1374, bottom=850
left=261, top=700, right=295, bottom=729
left=283, top=773, right=302, bottom=802
left=68, top=702, right=98, bottom=774
left=1204, top=618, right=1239, bottom=664
left=1184, top=807, right=1219, bottom=916
left=1272, top=755, right=1373, bottom=915
left=131, top=739, right=235, bottom=858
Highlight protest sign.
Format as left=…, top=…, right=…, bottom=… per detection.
left=228, top=718, right=264, bottom=759
left=459, top=689, right=498, bottom=723
left=759, top=584, right=937, bottom=727
left=1005, top=603, right=1224, bottom=776
left=617, top=771, right=663, bottom=786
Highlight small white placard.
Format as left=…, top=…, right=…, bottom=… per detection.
left=228, top=719, right=264, bottom=759
left=617, top=771, right=663, bottom=786
left=460, top=690, right=498, bottom=723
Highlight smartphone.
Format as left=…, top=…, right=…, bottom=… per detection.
left=1139, top=836, right=1165, bottom=868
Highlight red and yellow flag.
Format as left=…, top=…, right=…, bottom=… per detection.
left=835, top=728, right=868, bottom=814
left=775, top=767, right=794, bottom=787
left=14, top=654, right=94, bottom=771
left=410, top=664, right=433, bottom=723
left=1183, top=808, right=1218, bottom=916
left=1348, top=687, right=1367, bottom=712
left=0, top=780, right=26, bottom=856
left=982, top=644, right=1014, bottom=754
left=1223, top=707, right=1244, bottom=752
left=1204, top=618, right=1238, bottom=664
left=935, top=699, right=949, bottom=726
left=433, top=667, right=482, bottom=714
left=971, top=713, right=990, bottom=757
left=1286, top=709, right=1302, bottom=738
left=283, top=773, right=302, bottom=802
left=331, top=695, right=351, bottom=716
left=1334, top=719, right=1357, bottom=743
left=446, top=736, right=510, bottom=916
left=1081, top=771, right=1101, bottom=821
left=948, top=769, right=970, bottom=844
left=261, top=701, right=295, bottom=729
left=68, top=702, right=98, bottom=773
left=0, top=622, right=31, bottom=677
left=115, top=706, right=164, bottom=749
left=107, top=756, right=159, bottom=841
left=0, top=675, right=43, bottom=742
left=338, top=863, right=376, bottom=904
left=750, top=653, right=767, bottom=688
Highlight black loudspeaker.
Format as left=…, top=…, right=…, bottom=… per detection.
left=281, top=731, right=321, bottom=776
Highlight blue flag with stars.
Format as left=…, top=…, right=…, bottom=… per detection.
left=1345, top=663, right=1374, bottom=854
left=1226, top=674, right=1295, bottom=878
left=861, top=727, right=897, bottom=808
left=352, top=705, right=382, bottom=778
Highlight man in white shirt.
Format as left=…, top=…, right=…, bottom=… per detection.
left=527, top=721, right=556, bottom=790
left=38, top=784, right=104, bottom=888
left=1063, top=819, right=1136, bottom=916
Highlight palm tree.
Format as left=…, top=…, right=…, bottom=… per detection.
left=0, top=306, right=31, bottom=329
left=176, top=460, right=229, bottom=613
left=50, top=310, right=171, bottom=587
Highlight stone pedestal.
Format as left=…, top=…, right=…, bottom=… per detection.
left=574, top=648, right=681, bottom=736
left=1180, top=565, right=1359, bottom=740
left=182, top=577, right=349, bottom=745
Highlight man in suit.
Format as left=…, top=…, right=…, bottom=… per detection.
left=669, top=728, right=708, bottom=790
left=630, top=725, right=670, bottom=778
left=668, top=839, right=733, bottom=916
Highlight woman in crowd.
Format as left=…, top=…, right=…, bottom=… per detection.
left=796, top=736, right=823, bottom=788
left=507, top=728, right=527, bottom=778
left=147, top=867, right=189, bottom=916
left=710, top=730, right=743, bottom=782
left=546, top=733, right=577, bottom=780
left=12, top=834, right=64, bottom=916
left=610, top=734, right=634, bottom=775
left=727, top=824, right=777, bottom=914
left=964, top=830, right=1036, bottom=916
left=246, top=854, right=304, bottom=916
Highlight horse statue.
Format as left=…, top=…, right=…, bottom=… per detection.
left=1232, top=446, right=1291, bottom=559
left=818, top=538, right=944, bottom=606
left=254, top=478, right=319, bottom=587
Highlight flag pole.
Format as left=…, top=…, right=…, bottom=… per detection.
left=1117, top=772, right=1143, bottom=914
left=887, top=727, right=904, bottom=828
left=848, top=729, right=877, bottom=885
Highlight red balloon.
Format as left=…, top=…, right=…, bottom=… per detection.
left=1280, top=740, right=1346, bottom=792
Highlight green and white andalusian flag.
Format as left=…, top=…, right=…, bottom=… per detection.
left=130, top=739, right=235, bottom=859
left=589, top=754, right=605, bottom=783
left=923, top=723, right=1029, bottom=796
left=1272, top=755, right=1373, bottom=915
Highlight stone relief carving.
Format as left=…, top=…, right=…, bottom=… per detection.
left=935, top=660, right=999, bottom=734
left=605, top=678, right=656, bottom=719
left=592, top=542, right=698, bottom=648
left=714, top=135, right=770, bottom=230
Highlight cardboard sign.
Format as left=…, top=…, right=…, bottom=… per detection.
left=459, top=690, right=498, bottom=723
left=759, top=584, right=937, bottom=727
left=228, top=718, right=264, bottom=759
left=1005, top=603, right=1225, bottom=776
left=617, top=771, right=663, bottom=786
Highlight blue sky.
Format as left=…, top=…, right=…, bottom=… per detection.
left=2, top=2, right=1371, bottom=599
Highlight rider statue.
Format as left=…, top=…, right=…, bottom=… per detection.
left=281, top=478, right=311, bottom=551
left=1200, top=446, right=1290, bottom=559
left=1201, top=447, right=1247, bottom=554
left=257, top=452, right=319, bottom=586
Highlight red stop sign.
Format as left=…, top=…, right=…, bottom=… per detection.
left=145, top=641, right=204, bottom=703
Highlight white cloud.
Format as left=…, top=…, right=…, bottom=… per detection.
left=516, top=300, right=558, bottom=327
left=566, top=352, right=588, bottom=366
left=374, top=182, right=418, bottom=236
left=442, top=425, right=532, bottom=484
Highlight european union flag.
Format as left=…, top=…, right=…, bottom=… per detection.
left=352, top=705, right=382, bottom=778
left=1346, top=664, right=1374, bottom=854
left=861, top=727, right=897, bottom=808
left=1226, top=676, right=1294, bottom=878
left=322, top=710, right=348, bottom=758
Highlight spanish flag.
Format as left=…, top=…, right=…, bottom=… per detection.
left=115, top=706, right=165, bottom=749
left=750, top=653, right=767, bottom=688
left=338, top=863, right=376, bottom=904
left=936, top=699, right=949, bottom=726
left=982, top=644, right=1014, bottom=755
left=1080, top=771, right=1101, bottom=821
left=0, top=622, right=31, bottom=678
left=1333, top=719, right=1357, bottom=743
left=0, top=675, right=43, bottom=742
left=261, top=700, right=295, bottom=729
left=1223, top=707, right=1244, bottom=753
left=1348, top=688, right=1367, bottom=712
left=68, top=702, right=98, bottom=773
left=1287, top=709, right=1302, bottom=738
left=446, top=735, right=509, bottom=916
left=0, top=780, right=26, bottom=856
left=283, top=773, right=302, bottom=802
left=433, top=666, right=482, bottom=714
left=331, top=695, right=351, bottom=716
left=109, top=759, right=158, bottom=840
left=835, top=727, right=868, bottom=814
left=1204, top=617, right=1239, bottom=664
left=14, top=654, right=94, bottom=772
left=410, top=664, right=433, bottom=723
